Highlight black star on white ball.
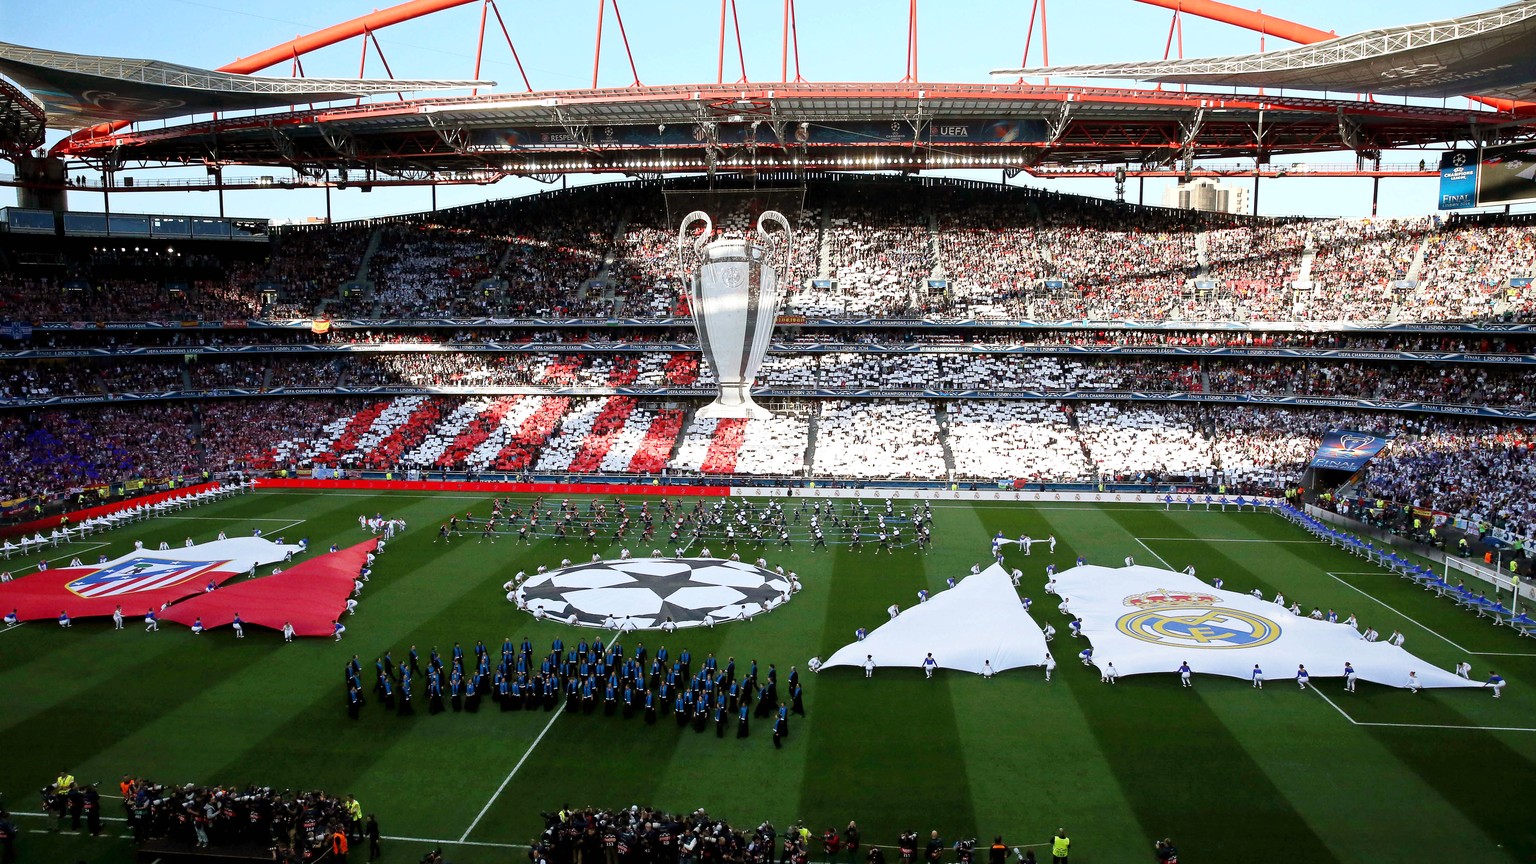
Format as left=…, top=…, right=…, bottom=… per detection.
left=515, top=558, right=792, bottom=629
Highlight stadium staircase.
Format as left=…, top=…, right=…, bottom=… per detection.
left=671, top=402, right=699, bottom=467
left=590, top=207, right=630, bottom=313
left=1405, top=236, right=1430, bottom=284
left=1387, top=237, right=1433, bottom=320
left=1292, top=232, right=1318, bottom=318
left=349, top=226, right=383, bottom=316
left=802, top=402, right=821, bottom=478
left=189, top=407, right=207, bottom=466
left=468, top=236, right=524, bottom=315
left=817, top=208, right=832, bottom=279
left=934, top=403, right=957, bottom=477
left=1193, top=231, right=1211, bottom=279
left=357, top=226, right=384, bottom=281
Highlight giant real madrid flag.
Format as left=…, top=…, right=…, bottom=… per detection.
left=1053, top=565, right=1475, bottom=689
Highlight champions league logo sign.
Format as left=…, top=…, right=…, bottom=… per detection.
left=1114, top=590, right=1281, bottom=649
left=516, top=558, right=792, bottom=629
left=1309, top=430, right=1390, bottom=472
left=1336, top=434, right=1377, bottom=455
left=677, top=208, right=794, bottom=419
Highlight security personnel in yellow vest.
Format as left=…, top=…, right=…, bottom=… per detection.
left=1049, top=828, right=1070, bottom=863
left=1428, top=527, right=1439, bottom=546
left=1458, top=536, right=1470, bottom=556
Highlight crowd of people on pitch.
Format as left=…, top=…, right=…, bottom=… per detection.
left=525, top=805, right=1074, bottom=864
left=94, top=772, right=379, bottom=862
left=427, top=494, right=933, bottom=553
left=346, top=634, right=805, bottom=746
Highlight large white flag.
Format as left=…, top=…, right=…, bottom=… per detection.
left=1054, top=564, right=1475, bottom=689
left=822, top=563, right=1048, bottom=675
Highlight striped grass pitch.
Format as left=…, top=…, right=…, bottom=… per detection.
left=2, top=490, right=1533, bottom=863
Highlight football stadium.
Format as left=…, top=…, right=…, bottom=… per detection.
left=2, top=1, right=1536, bottom=862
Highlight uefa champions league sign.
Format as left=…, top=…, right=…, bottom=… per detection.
left=677, top=208, right=793, bottom=419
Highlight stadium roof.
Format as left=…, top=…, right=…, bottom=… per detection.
left=0, top=42, right=490, bottom=127
left=51, top=81, right=1494, bottom=175
left=993, top=0, right=1536, bottom=101
left=0, top=76, right=45, bottom=153
left=17, top=0, right=1531, bottom=181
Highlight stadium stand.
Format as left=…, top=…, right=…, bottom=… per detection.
left=2, top=175, right=1534, bottom=561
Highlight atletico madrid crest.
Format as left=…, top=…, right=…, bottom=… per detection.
left=65, top=558, right=233, bottom=599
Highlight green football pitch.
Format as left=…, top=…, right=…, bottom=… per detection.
left=2, top=489, right=1534, bottom=864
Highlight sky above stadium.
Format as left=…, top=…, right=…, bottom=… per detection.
left=4, top=0, right=1523, bottom=222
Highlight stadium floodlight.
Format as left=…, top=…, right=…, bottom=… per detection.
left=669, top=187, right=803, bottom=419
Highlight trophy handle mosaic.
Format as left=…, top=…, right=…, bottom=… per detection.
left=677, top=207, right=794, bottom=419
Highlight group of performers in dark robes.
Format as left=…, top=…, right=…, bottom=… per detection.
left=344, top=636, right=805, bottom=746
left=439, top=494, right=932, bottom=554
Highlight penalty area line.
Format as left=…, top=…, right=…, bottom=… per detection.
left=1324, top=571, right=1472, bottom=655
left=11, top=542, right=111, bottom=574
left=1309, top=686, right=1359, bottom=726
left=1133, top=537, right=1318, bottom=543
left=156, top=516, right=309, bottom=521
left=385, top=834, right=529, bottom=850
left=1133, top=538, right=1174, bottom=570
left=459, top=702, right=565, bottom=843
left=15, top=811, right=126, bottom=823
left=1315, top=573, right=1534, bottom=659
left=1311, top=683, right=1536, bottom=733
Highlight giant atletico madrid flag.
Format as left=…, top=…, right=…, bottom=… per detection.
left=161, top=538, right=378, bottom=637
left=0, top=537, right=300, bottom=622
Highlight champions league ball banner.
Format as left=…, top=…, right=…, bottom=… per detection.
left=1053, top=565, right=1474, bottom=689
left=1308, top=430, right=1391, bottom=472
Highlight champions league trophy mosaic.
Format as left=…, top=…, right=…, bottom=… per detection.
left=675, top=198, right=795, bottom=419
